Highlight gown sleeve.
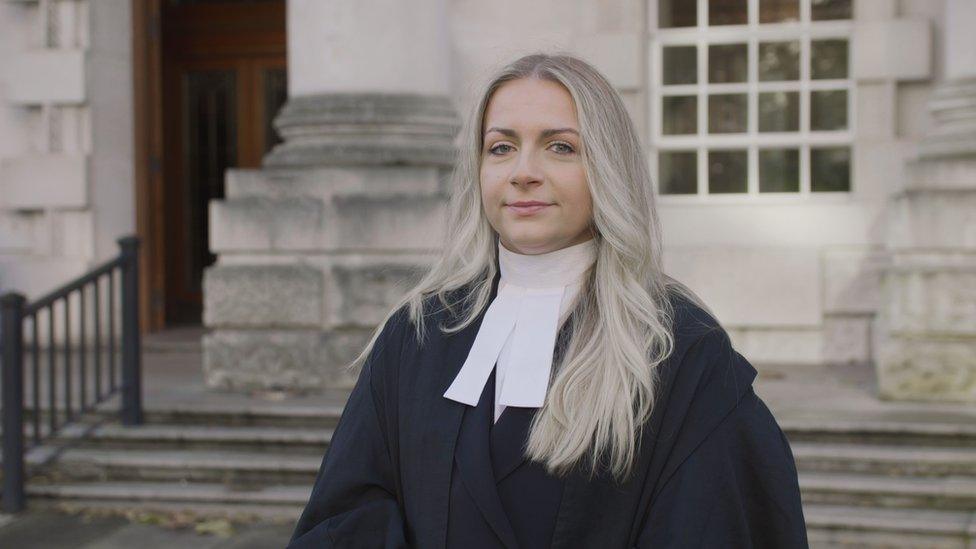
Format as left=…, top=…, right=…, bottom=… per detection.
left=634, top=339, right=808, bottom=548
left=287, top=311, right=409, bottom=549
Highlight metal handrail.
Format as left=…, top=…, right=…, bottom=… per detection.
left=0, top=235, right=142, bottom=513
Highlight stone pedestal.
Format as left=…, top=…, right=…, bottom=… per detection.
left=202, top=0, right=459, bottom=392
left=874, top=0, right=976, bottom=403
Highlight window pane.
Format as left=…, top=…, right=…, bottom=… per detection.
left=709, top=0, right=747, bottom=25
left=708, top=44, right=748, bottom=84
left=759, top=149, right=799, bottom=192
left=811, top=90, right=848, bottom=130
left=659, top=151, right=698, bottom=194
left=760, top=0, right=799, bottom=23
left=708, top=150, right=747, bottom=193
left=811, top=147, right=851, bottom=191
left=660, top=0, right=697, bottom=27
left=759, top=91, right=799, bottom=132
left=811, top=39, right=849, bottom=79
left=708, top=93, right=747, bottom=133
left=663, top=46, right=698, bottom=85
left=812, top=0, right=852, bottom=20
left=662, top=96, right=698, bottom=135
left=759, top=41, right=800, bottom=81
left=708, top=44, right=747, bottom=83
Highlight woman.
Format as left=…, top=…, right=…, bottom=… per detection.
left=288, top=52, right=808, bottom=549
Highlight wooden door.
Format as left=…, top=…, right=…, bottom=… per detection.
left=160, top=0, right=287, bottom=325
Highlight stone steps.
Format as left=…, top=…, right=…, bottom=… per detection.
left=792, top=441, right=976, bottom=477
left=804, top=504, right=976, bottom=548
left=38, top=448, right=322, bottom=485
left=22, top=401, right=346, bottom=429
left=780, top=417, right=976, bottom=544
left=140, top=403, right=344, bottom=429
left=15, top=404, right=976, bottom=544
left=26, top=481, right=309, bottom=517
left=781, top=417, right=976, bottom=447
left=50, top=422, right=333, bottom=454
left=800, top=471, right=976, bottom=511
left=38, top=498, right=305, bottom=526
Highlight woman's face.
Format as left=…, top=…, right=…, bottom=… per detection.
left=480, top=77, right=594, bottom=255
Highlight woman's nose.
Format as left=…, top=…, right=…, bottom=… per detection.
left=509, top=150, right=543, bottom=187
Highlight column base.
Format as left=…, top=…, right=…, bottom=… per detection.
left=263, top=92, right=460, bottom=168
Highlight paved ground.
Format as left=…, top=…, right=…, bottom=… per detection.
left=2, top=324, right=974, bottom=547
left=0, top=508, right=296, bottom=549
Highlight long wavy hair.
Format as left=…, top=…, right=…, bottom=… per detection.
left=347, top=52, right=714, bottom=482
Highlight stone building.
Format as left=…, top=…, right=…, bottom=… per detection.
left=0, top=0, right=973, bottom=401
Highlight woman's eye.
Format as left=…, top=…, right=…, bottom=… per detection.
left=487, top=142, right=575, bottom=155
left=551, top=142, right=575, bottom=154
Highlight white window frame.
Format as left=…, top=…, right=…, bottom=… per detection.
left=648, top=0, right=856, bottom=204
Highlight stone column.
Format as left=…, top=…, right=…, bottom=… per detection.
left=874, top=0, right=976, bottom=402
left=203, top=0, right=459, bottom=392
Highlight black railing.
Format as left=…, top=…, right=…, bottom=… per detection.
left=0, top=235, right=142, bottom=513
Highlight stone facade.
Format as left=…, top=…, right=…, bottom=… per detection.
left=0, top=0, right=973, bottom=402
left=0, top=0, right=134, bottom=305
left=874, top=0, right=976, bottom=402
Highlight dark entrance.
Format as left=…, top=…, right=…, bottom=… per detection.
left=134, top=0, right=287, bottom=330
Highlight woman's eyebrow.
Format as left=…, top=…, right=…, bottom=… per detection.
left=484, top=127, right=580, bottom=139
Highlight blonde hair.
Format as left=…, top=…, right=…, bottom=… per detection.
left=348, top=52, right=714, bottom=482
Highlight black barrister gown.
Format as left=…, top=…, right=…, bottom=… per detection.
left=288, top=269, right=809, bottom=548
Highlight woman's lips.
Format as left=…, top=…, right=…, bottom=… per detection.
left=506, top=203, right=551, bottom=216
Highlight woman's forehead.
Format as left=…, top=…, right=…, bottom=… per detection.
left=484, top=80, right=579, bottom=133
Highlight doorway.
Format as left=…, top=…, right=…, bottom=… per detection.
left=134, top=0, right=287, bottom=330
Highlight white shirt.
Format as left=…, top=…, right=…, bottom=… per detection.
left=443, top=238, right=597, bottom=422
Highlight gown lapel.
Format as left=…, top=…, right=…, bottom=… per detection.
left=490, top=405, right=536, bottom=483
left=454, top=370, right=521, bottom=549
left=491, top=312, right=576, bottom=483
left=432, top=268, right=579, bottom=548
left=429, top=269, right=505, bottom=548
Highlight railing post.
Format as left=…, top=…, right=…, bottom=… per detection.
left=1, top=292, right=27, bottom=513
left=118, top=236, right=143, bottom=426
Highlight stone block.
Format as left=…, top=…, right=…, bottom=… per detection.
left=663, top=246, right=822, bottom=327
left=854, top=0, right=896, bottom=20
left=887, top=190, right=976, bottom=250
left=822, top=248, right=887, bottom=314
left=854, top=83, right=895, bottom=140
left=56, top=210, right=93, bottom=259
left=659, top=201, right=874, bottom=248
left=875, top=333, right=976, bottom=403
left=202, top=327, right=372, bottom=391
left=209, top=196, right=323, bottom=252
left=224, top=169, right=303, bottom=199
left=906, top=157, right=976, bottom=192
left=329, top=261, right=428, bottom=327
left=822, top=314, right=872, bottom=364
left=330, top=192, right=446, bottom=251
left=851, top=141, right=914, bottom=203
left=225, top=166, right=443, bottom=200
left=0, top=154, right=88, bottom=209
left=0, top=212, right=35, bottom=252
left=881, top=254, right=976, bottom=337
left=0, top=256, right=89, bottom=302
left=5, top=49, right=86, bottom=105
left=576, top=32, right=641, bottom=90
left=853, top=19, right=931, bottom=82
left=203, top=329, right=326, bottom=391
left=726, top=326, right=824, bottom=365
left=203, top=264, right=323, bottom=328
